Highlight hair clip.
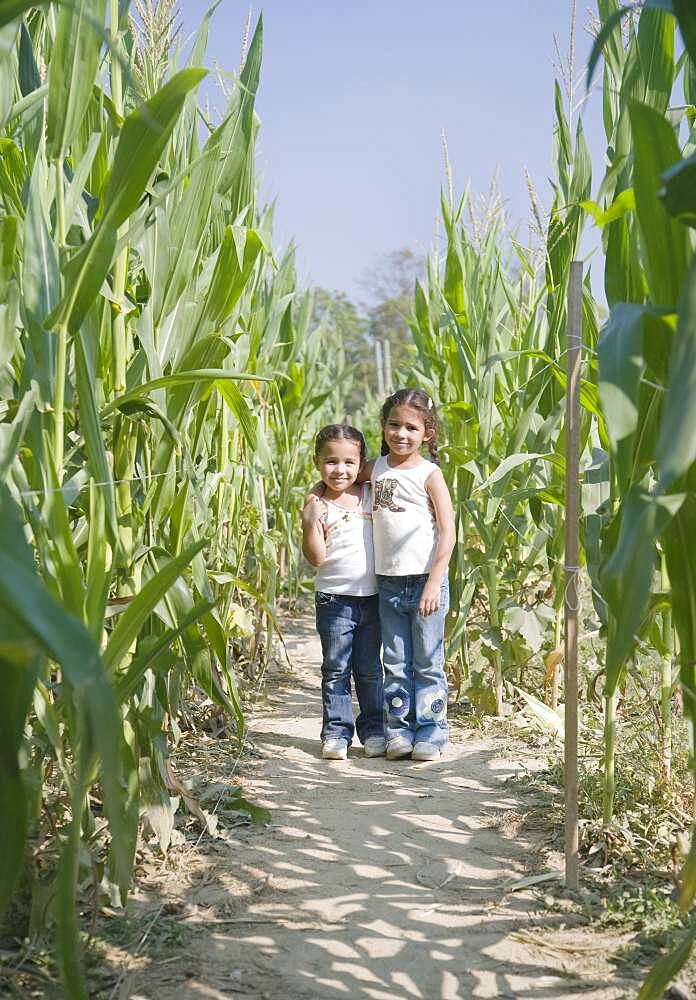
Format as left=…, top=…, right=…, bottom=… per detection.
left=426, top=397, right=434, bottom=410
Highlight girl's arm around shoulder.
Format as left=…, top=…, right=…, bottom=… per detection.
left=356, top=458, right=376, bottom=485
left=419, top=469, right=456, bottom=616
left=302, top=495, right=327, bottom=567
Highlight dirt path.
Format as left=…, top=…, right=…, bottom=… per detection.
left=113, top=618, right=639, bottom=1000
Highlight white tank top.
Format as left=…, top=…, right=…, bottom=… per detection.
left=371, top=456, right=438, bottom=575
left=314, top=484, right=378, bottom=596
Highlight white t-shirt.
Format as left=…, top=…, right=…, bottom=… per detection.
left=314, top=484, right=378, bottom=596
left=371, top=456, right=438, bottom=575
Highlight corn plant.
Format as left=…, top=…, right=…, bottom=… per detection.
left=0, top=3, right=341, bottom=995
left=410, top=87, right=598, bottom=716
left=587, top=1, right=696, bottom=992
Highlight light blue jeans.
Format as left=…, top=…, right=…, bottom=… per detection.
left=377, top=574, right=449, bottom=750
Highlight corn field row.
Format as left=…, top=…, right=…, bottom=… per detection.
left=409, top=2, right=696, bottom=992
left=0, top=3, right=345, bottom=996
left=2, top=0, right=696, bottom=996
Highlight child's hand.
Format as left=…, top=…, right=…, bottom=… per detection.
left=302, top=494, right=326, bottom=528
left=418, top=580, right=442, bottom=617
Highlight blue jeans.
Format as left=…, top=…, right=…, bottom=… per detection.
left=315, top=592, right=384, bottom=745
left=377, top=574, right=449, bottom=749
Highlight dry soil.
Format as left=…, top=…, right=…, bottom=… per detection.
left=106, top=616, right=641, bottom=1000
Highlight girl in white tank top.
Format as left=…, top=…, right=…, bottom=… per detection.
left=364, top=389, right=456, bottom=762
left=302, top=425, right=385, bottom=762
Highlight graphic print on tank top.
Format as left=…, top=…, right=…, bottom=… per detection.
left=373, top=478, right=405, bottom=513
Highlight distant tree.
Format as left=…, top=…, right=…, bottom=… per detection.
left=312, top=288, right=366, bottom=362
left=311, top=288, right=374, bottom=419
left=359, top=247, right=420, bottom=305
left=309, top=248, right=424, bottom=425
left=358, top=248, right=421, bottom=392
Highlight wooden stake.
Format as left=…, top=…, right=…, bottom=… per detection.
left=564, top=260, right=582, bottom=891
left=383, top=338, right=393, bottom=393
left=375, top=339, right=385, bottom=398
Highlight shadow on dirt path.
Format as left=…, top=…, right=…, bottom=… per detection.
left=112, top=617, right=638, bottom=1000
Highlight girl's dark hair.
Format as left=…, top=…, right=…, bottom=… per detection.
left=314, top=424, right=366, bottom=462
left=380, top=388, right=440, bottom=464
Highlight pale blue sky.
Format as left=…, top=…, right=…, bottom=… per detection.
left=178, top=1, right=606, bottom=298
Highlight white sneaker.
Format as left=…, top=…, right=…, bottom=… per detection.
left=386, top=736, right=413, bottom=760
left=322, top=738, right=348, bottom=760
left=412, top=742, right=440, bottom=762
left=363, top=736, right=387, bottom=757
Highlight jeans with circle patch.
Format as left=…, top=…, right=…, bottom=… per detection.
left=315, top=592, right=384, bottom=745
left=377, top=574, right=449, bottom=749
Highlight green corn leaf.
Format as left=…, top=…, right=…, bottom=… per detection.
left=146, top=562, right=235, bottom=721
left=217, top=15, right=263, bottom=200
left=601, top=486, right=684, bottom=692
left=443, top=212, right=465, bottom=317
left=637, top=6, right=675, bottom=116
left=47, top=0, right=106, bottom=159
left=642, top=308, right=675, bottom=382
left=202, top=226, right=263, bottom=329
left=657, top=258, right=696, bottom=486
left=660, top=152, right=696, bottom=227
left=103, top=539, right=206, bottom=673
left=22, top=149, right=59, bottom=404
left=0, top=22, right=19, bottom=128
left=0, top=1, right=53, bottom=29
left=587, top=7, right=634, bottom=89
left=678, top=832, right=696, bottom=911
left=33, top=681, right=71, bottom=789
left=581, top=188, right=635, bottom=228
left=160, top=20, right=262, bottom=321
left=116, top=600, right=215, bottom=701
left=0, top=139, right=25, bottom=217
left=47, top=67, right=206, bottom=335
left=472, top=453, right=549, bottom=495
left=604, top=209, right=648, bottom=307
left=18, top=21, right=40, bottom=98
left=663, top=494, right=696, bottom=729
left=103, top=368, right=267, bottom=416
left=636, top=924, right=696, bottom=1000
left=0, top=484, right=131, bottom=887
left=188, top=0, right=222, bottom=65
left=216, top=378, right=257, bottom=450
left=63, top=131, right=101, bottom=229
left=673, top=0, right=696, bottom=65
left=0, top=215, right=16, bottom=292
left=553, top=81, right=572, bottom=184
left=597, top=303, right=646, bottom=492
left=0, top=0, right=143, bottom=28
left=550, top=367, right=603, bottom=419
left=629, top=99, right=690, bottom=307
left=74, top=331, right=119, bottom=543
left=569, top=117, right=593, bottom=222
left=85, top=482, right=112, bottom=642
left=0, top=383, right=37, bottom=481
left=0, top=629, right=40, bottom=922
left=42, top=442, right=87, bottom=618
